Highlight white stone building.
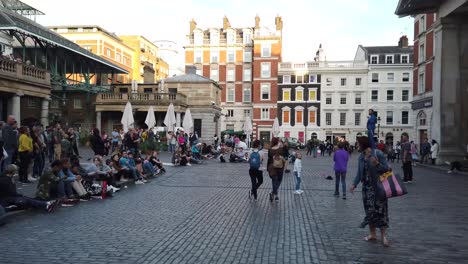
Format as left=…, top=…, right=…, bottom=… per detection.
left=354, top=36, right=414, bottom=144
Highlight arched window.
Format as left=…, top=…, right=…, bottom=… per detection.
left=417, top=111, right=427, bottom=126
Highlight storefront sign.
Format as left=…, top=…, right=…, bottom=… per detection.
left=411, top=98, right=433, bottom=110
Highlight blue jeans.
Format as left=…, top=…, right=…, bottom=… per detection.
left=294, top=171, right=301, bottom=191
left=143, top=162, right=156, bottom=175
left=33, top=152, right=45, bottom=177
left=0, top=196, right=47, bottom=210
left=368, top=128, right=376, bottom=150
left=335, top=172, right=346, bottom=195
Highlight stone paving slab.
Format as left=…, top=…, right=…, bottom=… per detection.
left=1, top=149, right=468, bottom=264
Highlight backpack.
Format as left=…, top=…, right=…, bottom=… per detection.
left=272, top=154, right=284, bottom=169
left=249, top=151, right=261, bottom=169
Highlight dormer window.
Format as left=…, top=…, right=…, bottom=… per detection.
left=227, top=30, right=236, bottom=44
left=370, top=55, right=378, bottom=64
left=194, top=30, right=203, bottom=45
left=386, top=55, right=393, bottom=64
left=401, top=54, right=409, bottom=64
left=210, top=30, right=219, bottom=45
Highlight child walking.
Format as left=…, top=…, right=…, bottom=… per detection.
left=293, top=152, right=303, bottom=194
left=248, top=140, right=263, bottom=200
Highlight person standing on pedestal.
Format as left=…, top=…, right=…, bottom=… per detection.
left=367, top=109, right=377, bottom=150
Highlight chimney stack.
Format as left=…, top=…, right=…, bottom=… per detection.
left=190, top=19, right=197, bottom=34
left=223, top=16, right=231, bottom=30
left=275, top=15, right=283, bottom=31
left=255, top=15, right=260, bottom=29
left=186, top=65, right=197, bottom=75
left=398, top=35, right=408, bottom=48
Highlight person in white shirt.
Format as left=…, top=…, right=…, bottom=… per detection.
left=236, top=140, right=247, bottom=151
left=293, top=152, right=303, bottom=194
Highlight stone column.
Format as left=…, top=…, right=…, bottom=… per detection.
left=433, top=18, right=465, bottom=163
left=11, top=94, right=21, bottom=126
left=176, top=112, right=181, bottom=128
left=96, top=111, right=102, bottom=131
left=40, top=98, right=49, bottom=126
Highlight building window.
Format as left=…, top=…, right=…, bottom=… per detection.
left=227, top=109, right=234, bottom=117
left=243, top=87, right=251, bottom=102
left=355, top=78, right=361, bottom=86
left=296, top=110, right=303, bottom=124
left=243, top=50, right=252, bottom=62
left=419, top=44, right=425, bottom=62
left=340, top=94, right=346, bottom=104
left=243, top=68, right=251, bottom=82
left=326, top=113, right=332, bottom=126
left=355, top=112, right=361, bottom=126
left=402, top=90, right=409, bottom=102
left=418, top=73, right=425, bottom=94
left=386, top=111, right=393, bottom=125
left=261, top=108, right=270, bottom=120
left=355, top=94, right=362, bottom=104
left=296, top=90, right=303, bottom=101
left=244, top=109, right=251, bottom=118
left=227, top=31, right=235, bottom=44
left=283, top=75, right=291, bottom=84
left=73, top=98, right=82, bottom=109
left=227, top=50, right=235, bottom=62
left=226, top=86, right=235, bottom=102
left=195, top=50, right=203, bottom=63
left=227, top=69, right=235, bottom=82
left=372, top=73, right=379, bottom=83
left=210, top=69, right=219, bottom=82
left=106, top=48, right=111, bottom=57
left=371, top=90, right=378, bottom=102
left=27, top=97, right=38, bottom=108
left=261, top=83, right=270, bottom=100
left=370, top=55, right=378, bottom=64
left=210, top=31, right=219, bottom=45
left=309, top=110, right=316, bottom=124
left=420, top=15, right=426, bottom=33
left=401, top=54, right=409, bottom=64
left=402, top=72, right=410, bottom=82
left=243, top=32, right=252, bottom=44
left=210, top=49, right=219, bottom=63
left=296, top=75, right=303, bottom=84
left=194, top=31, right=203, bottom=45
left=283, top=110, right=290, bottom=124
left=123, top=57, right=128, bottom=65
left=402, top=111, right=409, bottom=124
left=261, top=44, right=271, bottom=57
left=387, top=73, right=394, bottom=81
left=326, top=95, right=332, bottom=104
left=326, top=77, right=332, bottom=86
left=387, top=90, right=394, bottom=101
left=283, top=90, right=291, bottom=101
left=309, top=90, right=317, bottom=101
left=386, top=55, right=394, bottom=64
left=340, top=112, right=346, bottom=126
left=309, top=74, right=317, bottom=83
left=261, top=63, right=271, bottom=78
left=116, top=53, right=121, bottom=62
left=341, top=78, right=346, bottom=86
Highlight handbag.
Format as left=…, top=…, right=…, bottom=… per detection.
left=272, top=155, right=284, bottom=169
left=375, top=171, right=408, bottom=200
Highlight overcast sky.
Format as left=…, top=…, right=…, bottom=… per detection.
left=23, top=0, right=413, bottom=62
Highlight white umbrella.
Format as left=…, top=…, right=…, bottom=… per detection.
left=272, top=117, right=280, bottom=137
left=121, top=101, right=134, bottom=133
left=145, top=106, right=156, bottom=129
left=243, top=116, right=253, bottom=148
left=163, top=103, right=177, bottom=132
left=182, top=108, right=194, bottom=133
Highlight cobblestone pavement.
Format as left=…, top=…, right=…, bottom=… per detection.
left=2, top=149, right=468, bottom=264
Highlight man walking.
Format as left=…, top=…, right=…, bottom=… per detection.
left=401, top=134, right=413, bottom=183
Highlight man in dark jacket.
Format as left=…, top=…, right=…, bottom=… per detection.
left=1, top=115, right=18, bottom=172
left=0, top=165, right=57, bottom=212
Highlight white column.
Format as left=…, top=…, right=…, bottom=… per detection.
left=12, top=94, right=21, bottom=126
left=96, top=111, right=102, bottom=131
left=40, top=98, right=49, bottom=126
left=176, top=112, right=181, bottom=128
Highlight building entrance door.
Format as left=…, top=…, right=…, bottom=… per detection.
left=419, top=129, right=427, bottom=145
left=259, top=131, right=270, bottom=143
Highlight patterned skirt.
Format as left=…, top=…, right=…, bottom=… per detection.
left=360, top=181, right=389, bottom=229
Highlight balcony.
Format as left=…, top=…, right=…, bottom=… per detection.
left=95, top=92, right=188, bottom=112
left=0, top=58, right=51, bottom=87
left=279, top=61, right=368, bottom=71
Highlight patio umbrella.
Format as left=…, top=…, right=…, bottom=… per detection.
left=163, top=103, right=177, bottom=132
left=121, top=101, right=134, bottom=133
left=272, top=117, right=281, bottom=137
left=182, top=108, right=194, bottom=133
left=243, top=116, right=253, bottom=148
left=145, top=106, right=156, bottom=129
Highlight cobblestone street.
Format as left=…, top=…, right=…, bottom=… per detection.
left=1, top=151, right=468, bottom=264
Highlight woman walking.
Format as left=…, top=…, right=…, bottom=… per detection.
left=350, top=136, right=391, bottom=247
left=431, top=139, right=439, bottom=165
left=18, top=127, right=33, bottom=183
left=267, top=137, right=285, bottom=202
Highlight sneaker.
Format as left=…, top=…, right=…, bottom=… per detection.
left=142, top=179, right=148, bottom=183
left=445, top=161, right=451, bottom=166
left=135, top=180, right=145, bottom=185
left=342, top=196, right=347, bottom=200
left=298, top=190, right=304, bottom=194
left=46, top=200, right=58, bottom=213
left=27, top=177, right=37, bottom=182
left=447, top=170, right=453, bottom=174
left=294, top=190, right=300, bottom=195
left=109, top=185, right=120, bottom=192
left=269, top=193, right=273, bottom=202
left=274, top=195, right=279, bottom=201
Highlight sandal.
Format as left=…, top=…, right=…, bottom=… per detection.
left=382, top=237, right=390, bottom=247
left=364, top=235, right=377, bottom=241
